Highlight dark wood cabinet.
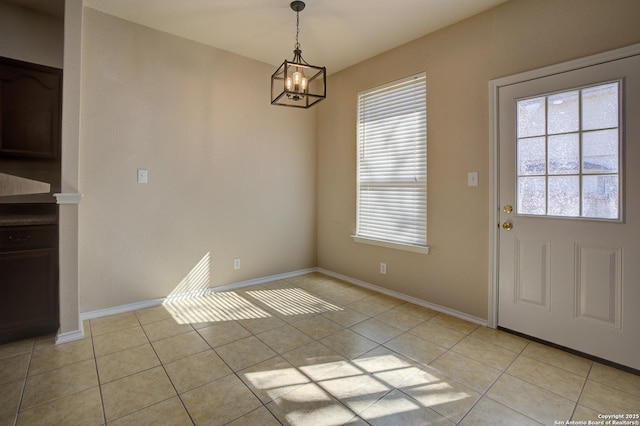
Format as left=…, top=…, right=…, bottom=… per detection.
left=0, top=57, right=62, bottom=159
left=0, top=224, right=58, bottom=343
left=0, top=55, right=62, bottom=343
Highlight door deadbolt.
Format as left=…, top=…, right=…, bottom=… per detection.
left=503, top=205, right=513, bottom=214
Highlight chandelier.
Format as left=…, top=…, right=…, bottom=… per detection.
left=271, top=1, right=326, bottom=108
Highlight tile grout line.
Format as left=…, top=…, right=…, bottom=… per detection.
left=377, top=319, right=490, bottom=425
left=93, top=313, right=194, bottom=424
left=413, top=324, right=476, bottom=425
left=187, top=315, right=286, bottom=425
left=11, top=338, right=97, bottom=423
left=82, top=320, right=108, bottom=426
left=230, top=305, right=355, bottom=424
left=12, top=338, right=35, bottom=426
left=322, top=298, right=455, bottom=424
left=494, top=354, right=591, bottom=409
left=452, top=334, right=535, bottom=425
left=136, top=313, right=198, bottom=426
left=569, top=361, right=594, bottom=421
left=213, top=322, right=300, bottom=426
left=267, top=332, right=379, bottom=424
left=508, top=350, right=598, bottom=414
left=216, top=289, right=385, bottom=425
left=316, top=295, right=473, bottom=423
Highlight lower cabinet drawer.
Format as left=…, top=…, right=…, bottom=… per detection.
left=0, top=225, right=59, bottom=343
left=0, top=225, right=57, bottom=250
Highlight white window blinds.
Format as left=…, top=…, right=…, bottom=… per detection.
left=356, top=73, right=427, bottom=249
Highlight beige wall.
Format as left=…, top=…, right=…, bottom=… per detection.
left=78, top=9, right=317, bottom=312
left=317, top=0, right=640, bottom=320
left=0, top=1, right=63, bottom=68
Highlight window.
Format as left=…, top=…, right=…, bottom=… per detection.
left=516, top=81, right=621, bottom=220
left=354, top=73, right=428, bottom=253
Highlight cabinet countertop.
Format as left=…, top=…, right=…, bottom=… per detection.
left=0, top=203, right=58, bottom=227
left=0, top=215, right=58, bottom=227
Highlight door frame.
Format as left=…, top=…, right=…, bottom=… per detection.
left=487, top=43, right=640, bottom=329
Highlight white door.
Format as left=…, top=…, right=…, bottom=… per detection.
left=497, top=51, right=640, bottom=370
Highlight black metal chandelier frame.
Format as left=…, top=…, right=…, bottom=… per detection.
left=271, top=1, right=326, bottom=108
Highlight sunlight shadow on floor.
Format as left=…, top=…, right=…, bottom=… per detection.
left=244, top=351, right=475, bottom=424
left=246, top=288, right=343, bottom=316
left=163, top=291, right=271, bottom=324
left=162, top=255, right=343, bottom=324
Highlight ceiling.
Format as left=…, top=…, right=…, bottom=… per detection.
left=5, top=0, right=510, bottom=73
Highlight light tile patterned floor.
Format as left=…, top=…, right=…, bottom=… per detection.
left=1, top=273, right=639, bottom=425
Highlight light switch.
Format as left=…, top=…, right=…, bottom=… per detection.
left=137, top=169, right=148, bottom=184
left=468, top=172, right=478, bottom=187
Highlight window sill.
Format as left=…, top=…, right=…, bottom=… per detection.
left=352, top=235, right=430, bottom=254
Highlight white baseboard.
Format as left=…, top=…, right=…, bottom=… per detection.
left=201, top=267, right=318, bottom=295
left=80, top=297, right=166, bottom=322
left=55, top=328, right=84, bottom=344
left=317, top=268, right=488, bottom=327
left=78, top=267, right=317, bottom=323
left=57, top=266, right=485, bottom=345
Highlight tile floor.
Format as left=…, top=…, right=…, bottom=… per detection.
left=1, top=273, right=639, bottom=425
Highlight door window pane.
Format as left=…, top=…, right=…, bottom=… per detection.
left=516, top=81, right=620, bottom=219
left=583, top=129, right=619, bottom=174
left=518, top=97, right=545, bottom=138
left=548, top=176, right=580, bottom=216
left=548, top=91, right=579, bottom=134
left=518, top=177, right=546, bottom=215
left=582, top=175, right=618, bottom=219
left=548, top=133, right=579, bottom=174
left=518, top=137, right=546, bottom=175
left=582, top=83, right=618, bottom=130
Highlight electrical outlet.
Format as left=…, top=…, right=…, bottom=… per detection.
left=380, top=262, right=387, bottom=274
left=233, top=258, right=241, bottom=270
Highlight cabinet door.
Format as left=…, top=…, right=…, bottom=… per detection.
left=0, top=60, right=62, bottom=159
left=0, top=248, right=59, bottom=340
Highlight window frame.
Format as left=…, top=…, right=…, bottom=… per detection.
left=514, top=80, right=623, bottom=222
left=353, top=73, right=429, bottom=254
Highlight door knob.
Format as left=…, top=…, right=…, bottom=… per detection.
left=503, top=205, right=513, bottom=214
left=502, top=221, right=513, bottom=231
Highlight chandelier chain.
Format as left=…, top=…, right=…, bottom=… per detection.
left=295, top=10, right=300, bottom=50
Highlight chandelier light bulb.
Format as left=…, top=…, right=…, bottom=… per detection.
left=292, top=70, right=307, bottom=93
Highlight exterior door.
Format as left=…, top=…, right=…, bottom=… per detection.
left=497, top=52, right=640, bottom=370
